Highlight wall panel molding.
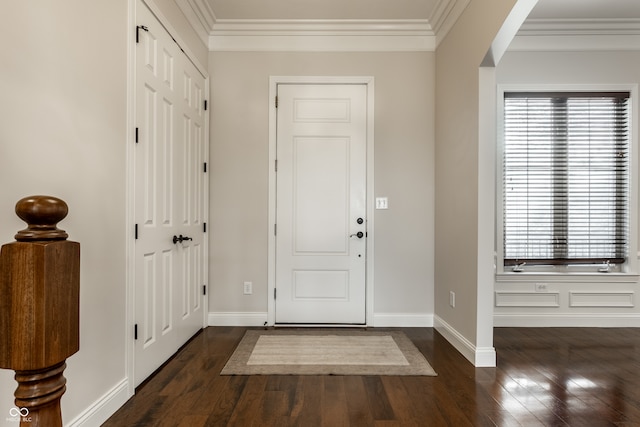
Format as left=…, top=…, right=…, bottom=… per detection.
left=569, top=291, right=634, bottom=308
left=495, top=291, right=560, bottom=307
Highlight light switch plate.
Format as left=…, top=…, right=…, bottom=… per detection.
left=376, top=197, right=388, bottom=209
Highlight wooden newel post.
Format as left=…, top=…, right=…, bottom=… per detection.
left=0, top=196, right=80, bottom=427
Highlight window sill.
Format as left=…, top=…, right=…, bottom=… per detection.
left=496, top=271, right=639, bottom=283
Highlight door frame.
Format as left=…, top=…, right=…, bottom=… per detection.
left=267, top=76, right=375, bottom=326
left=126, top=0, right=209, bottom=396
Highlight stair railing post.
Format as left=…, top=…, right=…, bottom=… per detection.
left=0, top=196, right=80, bottom=427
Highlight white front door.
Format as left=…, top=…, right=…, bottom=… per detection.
left=275, top=84, right=368, bottom=324
left=133, top=0, right=206, bottom=386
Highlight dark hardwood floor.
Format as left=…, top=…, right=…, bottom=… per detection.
left=103, top=326, right=640, bottom=426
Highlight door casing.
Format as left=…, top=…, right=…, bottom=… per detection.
left=267, top=76, right=375, bottom=326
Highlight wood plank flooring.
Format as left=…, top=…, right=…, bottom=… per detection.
left=103, top=327, right=640, bottom=426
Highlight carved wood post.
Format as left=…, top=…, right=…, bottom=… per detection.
left=0, top=196, right=80, bottom=427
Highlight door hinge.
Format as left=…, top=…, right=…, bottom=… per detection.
left=203, top=285, right=206, bottom=296
left=136, top=25, right=149, bottom=43
left=135, top=224, right=138, bottom=240
left=204, top=100, right=208, bottom=111
left=135, top=127, right=139, bottom=143
left=203, top=162, right=207, bottom=173
left=274, top=288, right=277, bottom=300
left=275, top=96, right=278, bottom=108
left=134, top=324, right=138, bottom=340
left=203, top=222, right=207, bottom=233
left=275, top=159, right=277, bottom=172
left=274, top=224, right=277, bottom=236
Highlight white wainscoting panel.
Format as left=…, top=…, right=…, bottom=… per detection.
left=569, top=291, right=635, bottom=308
left=495, top=291, right=560, bottom=307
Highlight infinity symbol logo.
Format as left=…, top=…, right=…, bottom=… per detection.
left=9, top=407, right=29, bottom=417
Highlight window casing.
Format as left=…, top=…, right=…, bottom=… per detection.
left=502, top=92, right=630, bottom=269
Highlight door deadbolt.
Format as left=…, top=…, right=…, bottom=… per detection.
left=357, top=217, right=364, bottom=224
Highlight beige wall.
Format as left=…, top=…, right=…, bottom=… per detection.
left=434, top=0, right=519, bottom=350
left=0, top=1, right=207, bottom=425
left=0, top=1, right=128, bottom=425
left=208, top=52, right=435, bottom=320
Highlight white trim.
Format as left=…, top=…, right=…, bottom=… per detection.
left=495, top=291, right=561, bottom=307
left=509, top=34, right=640, bottom=52
left=569, top=291, right=635, bottom=308
left=66, top=379, right=129, bottom=427
left=518, top=18, right=640, bottom=36
left=125, top=0, right=137, bottom=399
left=494, top=313, right=640, bottom=328
left=208, top=312, right=268, bottom=326
left=371, top=313, right=434, bottom=327
left=267, top=76, right=375, bottom=327
left=177, top=0, right=471, bottom=51
left=496, top=273, right=640, bottom=283
left=175, top=0, right=217, bottom=45
left=510, top=18, right=640, bottom=52
left=434, top=315, right=496, bottom=367
left=208, top=20, right=434, bottom=51
left=430, top=0, right=471, bottom=47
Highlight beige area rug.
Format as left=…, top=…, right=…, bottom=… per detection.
left=220, top=329, right=437, bottom=376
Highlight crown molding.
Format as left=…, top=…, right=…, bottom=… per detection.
left=429, top=0, right=471, bottom=47
left=175, top=1, right=640, bottom=53
left=176, top=0, right=437, bottom=51
left=208, top=19, right=435, bottom=51
left=510, top=18, right=640, bottom=51
left=176, top=0, right=217, bottom=44
left=518, top=18, right=640, bottom=36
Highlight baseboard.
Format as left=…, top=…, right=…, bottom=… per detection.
left=494, top=313, right=640, bottom=327
left=434, top=315, right=496, bottom=367
left=207, top=312, right=434, bottom=327
left=208, top=311, right=268, bottom=326
left=66, top=378, right=130, bottom=427
left=371, top=313, right=434, bottom=327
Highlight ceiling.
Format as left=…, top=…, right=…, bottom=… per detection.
left=204, top=0, right=437, bottom=20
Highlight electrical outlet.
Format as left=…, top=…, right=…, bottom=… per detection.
left=535, top=283, right=548, bottom=293
left=243, top=281, right=252, bottom=295
left=449, top=291, right=456, bottom=308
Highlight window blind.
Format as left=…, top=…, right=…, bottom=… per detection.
left=503, top=92, right=630, bottom=266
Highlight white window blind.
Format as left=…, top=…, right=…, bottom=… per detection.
left=503, top=92, right=629, bottom=266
